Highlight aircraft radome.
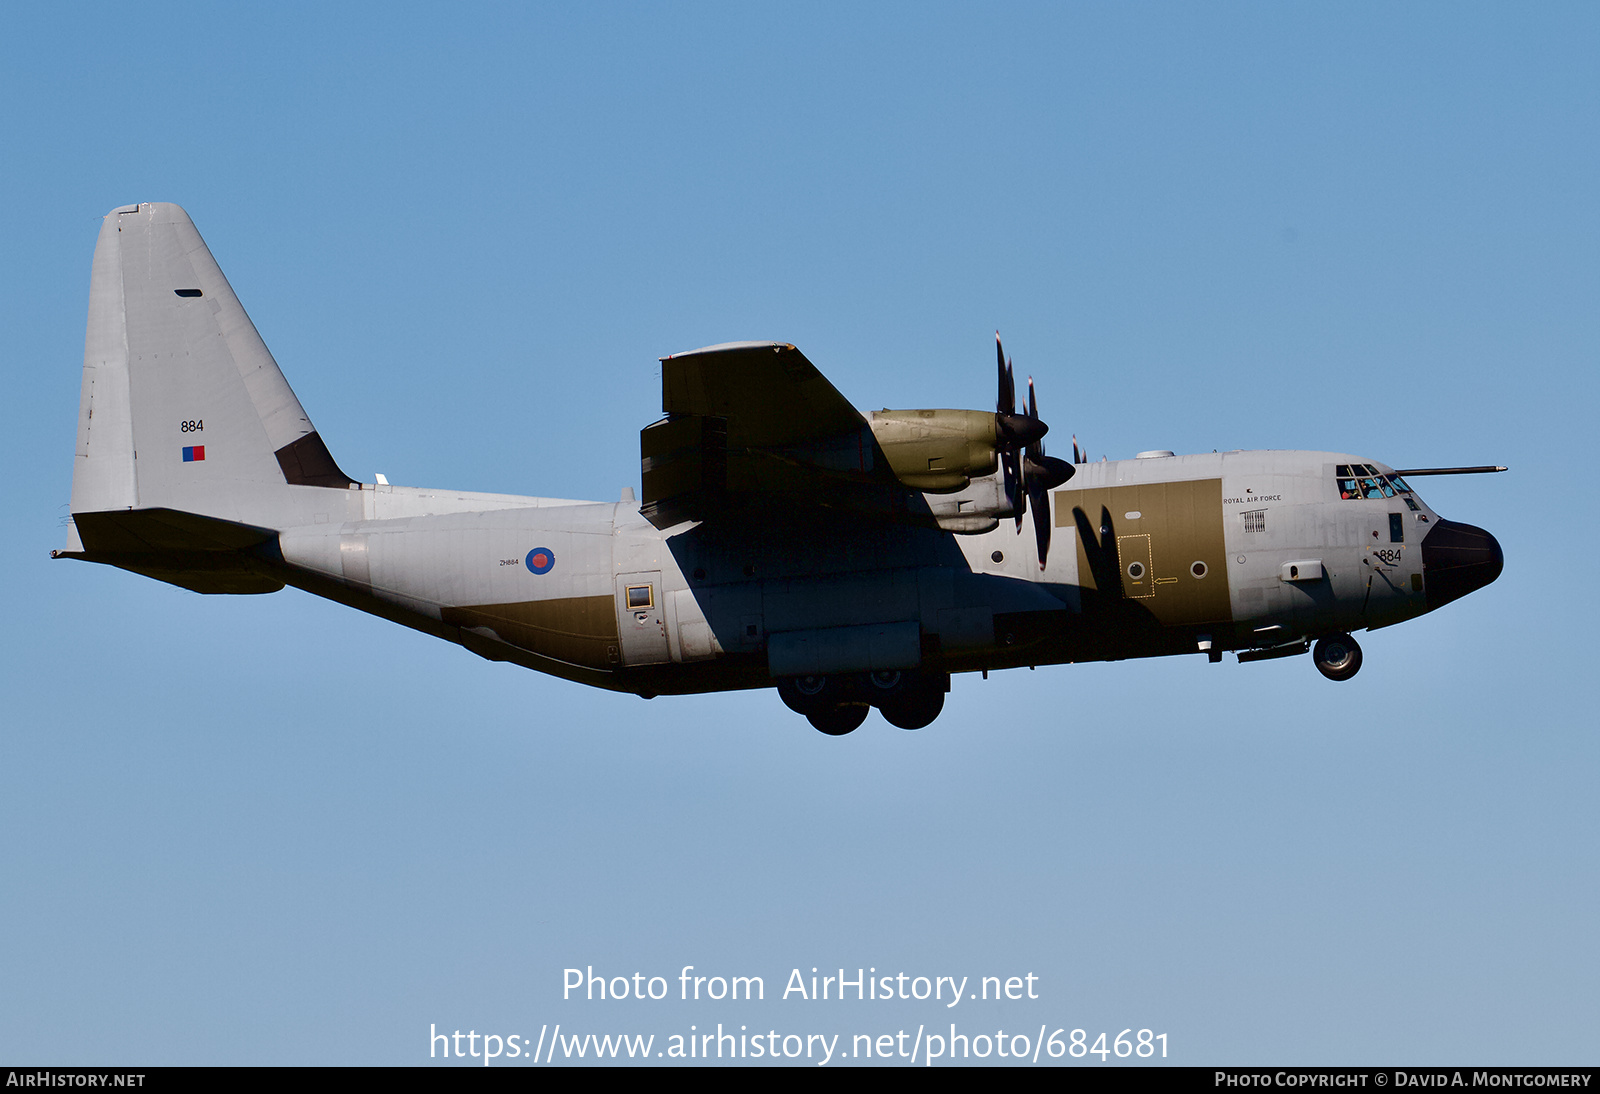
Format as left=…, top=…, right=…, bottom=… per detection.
left=58, top=204, right=1506, bottom=734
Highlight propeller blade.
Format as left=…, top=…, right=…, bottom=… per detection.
left=1029, top=476, right=1051, bottom=567
left=995, top=333, right=1014, bottom=416
left=1005, top=449, right=1023, bottom=530
left=1024, top=454, right=1075, bottom=569
left=1019, top=376, right=1074, bottom=566
left=994, top=335, right=1031, bottom=526
left=1024, top=376, right=1053, bottom=468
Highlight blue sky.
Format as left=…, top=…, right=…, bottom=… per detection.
left=3, top=2, right=1596, bottom=1065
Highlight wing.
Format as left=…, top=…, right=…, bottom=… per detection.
left=641, top=342, right=902, bottom=528
left=661, top=341, right=866, bottom=447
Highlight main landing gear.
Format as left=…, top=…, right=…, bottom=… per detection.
left=776, top=670, right=950, bottom=735
left=1312, top=633, right=1363, bottom=682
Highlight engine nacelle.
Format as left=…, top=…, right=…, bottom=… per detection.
left=868, top=409, right=999, bottom=492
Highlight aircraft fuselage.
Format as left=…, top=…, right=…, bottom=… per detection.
left=248, top=448, right=1499, bottom=697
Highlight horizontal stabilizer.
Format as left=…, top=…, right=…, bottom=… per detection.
left=58, top=508, right=282, bottom=594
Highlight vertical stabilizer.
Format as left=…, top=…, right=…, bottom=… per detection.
left=69, top=202, right=352, bottom=537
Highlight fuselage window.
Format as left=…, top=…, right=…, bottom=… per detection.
left=626, top=584, right=654, bottom=610
left=1390, top=513, right=1404, bottom=543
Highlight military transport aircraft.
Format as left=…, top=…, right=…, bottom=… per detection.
left=57, top=203, right=1505, bottom=734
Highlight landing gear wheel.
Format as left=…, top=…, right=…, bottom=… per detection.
left=1313, top=633, right=1363, bottom=681
left=777, top=674, right=836, bottom=715
left=807, top=703, right=869, bottom=736
left=872, top=670, right=949, bottom=730
left=879, top=687, right=945, bottom=730
left=867, top=670, right=903, bottom=694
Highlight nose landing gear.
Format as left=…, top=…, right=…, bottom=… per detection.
left=1312, top=633, right=1363, bottom=681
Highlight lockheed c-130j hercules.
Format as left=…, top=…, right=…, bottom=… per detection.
left=58, top=203, right=1506, bottom=734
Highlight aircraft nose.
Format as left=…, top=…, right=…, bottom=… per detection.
left=1421, top=519, right=1503, bottom=609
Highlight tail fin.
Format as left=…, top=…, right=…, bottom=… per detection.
left=69, top=202, right=352, bottom=530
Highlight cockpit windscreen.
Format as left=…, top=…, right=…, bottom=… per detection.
left=1336, top=464, right=1414, bottom=501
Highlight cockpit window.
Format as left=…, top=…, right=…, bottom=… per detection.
left=1335, top=464, right=1412, bottom=501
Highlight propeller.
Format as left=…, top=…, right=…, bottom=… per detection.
left=995, top=334, right=1023, bottom=527
left=992, top=333, right=1073, bottom=567
left=1020, top=376, right=1074, bottom=568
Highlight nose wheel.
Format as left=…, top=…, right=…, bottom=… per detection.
left=1313, top=633, right=1363, bottom=681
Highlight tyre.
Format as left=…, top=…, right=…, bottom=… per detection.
left=807, top=703, right=869, bottom=736
left=879, top=687, right=945, bottom=730
left=874, top=671, right=949, bottom=730
left=1313, top=633, right=1363, bottom=682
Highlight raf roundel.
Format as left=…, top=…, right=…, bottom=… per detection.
left=526, top=547, right=555, bottom=575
